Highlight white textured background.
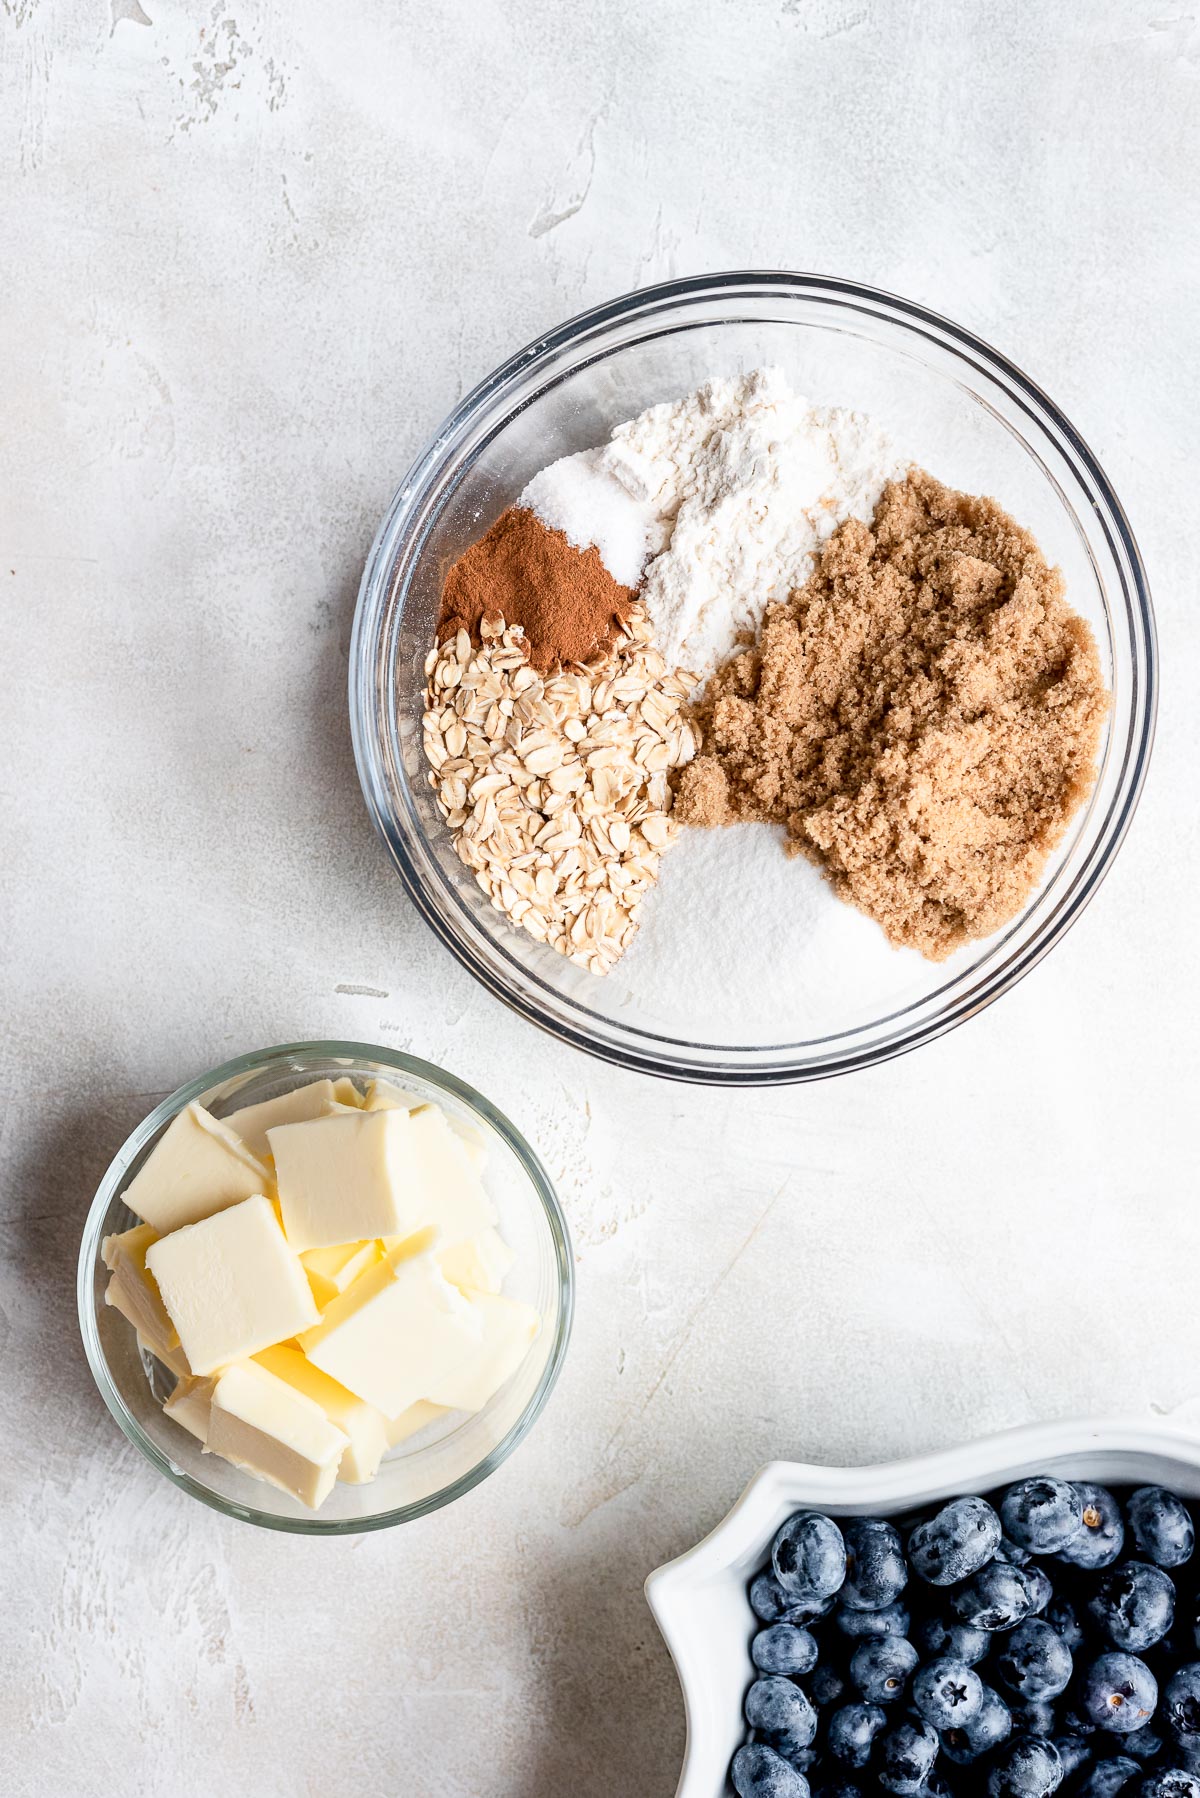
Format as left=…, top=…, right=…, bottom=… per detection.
left=2, top=4, right=1198, bottom=1794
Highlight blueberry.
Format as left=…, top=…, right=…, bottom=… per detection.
left=849, top=1635, right=919, bottom=1704
left=1059, top=1699, right=1099, bottom=1737
left=1136, top=1774, right=1200, bottom=1798
left=731, top=1742, right=812, bottom=1798
left=1075, top=1759, right=1140, bottom=1797
left=995, top=1618, right=1074, bottom=1701
left=746, top=1675, right=819, bottom=1750
left=752, top=1573, right=800, bottom=1624
left=1045, top=1595, right=1086, bottom=1655
left=1008, top=1698, right=1059, bottom=1737
left=1002, top=1478, right=1085, bottom=1554
left=1059, top=1483, right=1125, bottom=1570
left=985, top=1734, right=1063, bottom=1796
left=1129, top=1490, right=1197, bottom=1571
left=997, top=1536, right=1035, bottom=1568
left=1081, top=1652, right=1159, bottom=1733
left=913, top=1615, right=991, bottom=1665
left=809, top=1663, right=847, bottom=1709
left=837, top=1599, right=910, bottom=1641
left=909, top=1496, right=1002, bottom=1586
left=773, top=1513, right=847, bottom=1604
left=952, top=1561, right=1039, bottom=1631
left=1163, top=1664, right=1200, bottom=1746
left=1088, top=1563, right=1176, bottom=1653
left=752, top=1625, right=819, bottom=1677
left=1026, top=1566, right=1054, bottom=1616
left=1123, top=1721, right=1165, bottom=1760
left=941, top=1683, right=1013, bottom=1764
left=1179, top=1590, right=1200, bottom=1655
left=912, top=1657, right=984, bottom=1731
left=840, top=1518, right=908, bottom=1611
left=751, top=1571, right=836, bottom=1627
left=826, top=1701, right=888, bottom=1769
left=1052, top=1734, right=1092, bottom=1778
left=877, top=1719, right=939, bottom=1794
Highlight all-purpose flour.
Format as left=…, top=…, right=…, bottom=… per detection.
left=522, top=367, right=899, bottom=678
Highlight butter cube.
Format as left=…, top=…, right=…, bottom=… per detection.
left=460, top=1133, right=488, bottom=1175
left=330, top=1077, right=364, bottom=1107
left=408, top=1105, right=496, bottom=1244
left=164, top=1374, right=217, bottom=1442
left=206, top=1362, right=349, bottom=1509
left=255, top=1344, right=388, bottom=1485
left=300, top=1239, right=380, bottom=1309
left=438, top=1228, right=515, bottom=1296
left=146, top=1194, right=319, bottom=1376
left=138, top=1332, right=192, bottom=1381
left=378, top=1107, right=496, bottom=1256
left=363, top=1079, right=422, bottom=1112
left=102, top=1223, right=180, bottom=1359
left=222, top=1078, right=342, bottom=1162
left=384, top=1399, right=448, bottom=1449
left=269, top=1110, right=417, bottom=1252
left=299, top=1241, right=482, bottom=1418
left=427, top=1293, right=541, bottom=1414
left=124, top=1101, right=272, bottom=1233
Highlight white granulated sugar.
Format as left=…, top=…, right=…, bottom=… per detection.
left=519, top=448, right=665, bottom=588
left=619, top=823, right=927, bottom=1037
left=599, top=366, right=900, bottom=678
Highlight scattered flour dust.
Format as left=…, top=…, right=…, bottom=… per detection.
left=522, top=368, right=899, bottom=679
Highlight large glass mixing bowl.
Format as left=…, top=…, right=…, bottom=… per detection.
left=350, top=273, right=1155, bottom=1084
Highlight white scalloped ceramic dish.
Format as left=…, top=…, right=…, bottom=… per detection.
left=644, top=1418, right=1200, bottom=1798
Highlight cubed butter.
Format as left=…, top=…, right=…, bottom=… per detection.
left=329, top=1076, right=364, bottom=1107
left=222, top=1079, right=342, bottom=1162
left=426, top=1293, right=541, bottom=1414
left=300, top=1239, right=380, bottom=1309
left=299, top=1240, right=482, bottom=1418
left=164, top=1374, right=217, bottom=1442
left=438, top=1228, right=515, bottom=1296
left=362, top=1078, right=421, bottom=1112
left=255, top=1343, right=388, bottom=1484
left=384, top=1399, right=448, bottom=1449
left=269, top=1110, right=417, bottom=1252
left=206, top=1362, right=349, bottom=1509
left=145, top=1194, right=319, bottom=1376
left=378, top=1108, right=496, bottom=1256
left=123, top=1101, right=272, bottom=1233
left=408, top=1105, right=496, bottom=1244
left=137, top=1332, right=192, bottom=1380
left=460, top=1133, right=488, bottom=1174
left=102, top=1223, right=179, bottom=1358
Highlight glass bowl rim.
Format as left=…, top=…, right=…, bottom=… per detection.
left=76, top=1038, right=575, bottom=1536
left=350, top=269, right=1157, bottom=1086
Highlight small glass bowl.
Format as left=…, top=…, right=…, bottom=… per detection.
left=77, top=1041, right=574, bottom=1535
left=350, top=272, right=1156, bottom=1084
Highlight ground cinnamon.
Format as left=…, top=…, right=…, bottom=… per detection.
left=437, top=506, right=634, bottom=674
left=674, top=469, right=1108, bottom=960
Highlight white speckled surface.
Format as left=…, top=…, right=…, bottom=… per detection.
left=2, top=4, right=1197, bottom=1793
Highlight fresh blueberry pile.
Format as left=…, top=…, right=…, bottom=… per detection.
left=732, top=1480, right=1200, bottom=1797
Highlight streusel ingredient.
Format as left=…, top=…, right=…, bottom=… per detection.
left=437, top=506, right=634, bottom=675
left=674, top=469, right=1107, bottom=959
